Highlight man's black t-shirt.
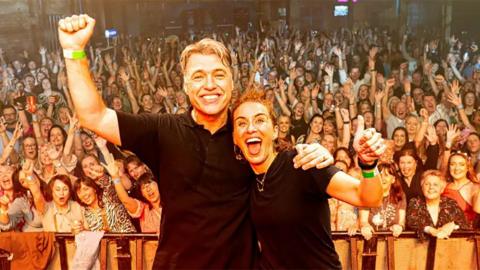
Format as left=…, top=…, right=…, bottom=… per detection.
left=251, top=150, right=342, bottom=270
left=117, top=111, right=257, bottom=269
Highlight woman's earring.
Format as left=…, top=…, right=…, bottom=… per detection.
left=234, top=145, right=244, bottom=161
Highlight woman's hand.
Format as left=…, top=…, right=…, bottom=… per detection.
left=360, top=225, right=374, bottom=240
left=347, top=224, right=357, bottom=236
left=101, top=152, right=119, bottom=179
left=425, top=126, right=438, bottom=146
left=390, top=224, right=403, bottom=237
left=67, top=112, right=79, bottom=133
left=46, top=143, right=62, bottom=161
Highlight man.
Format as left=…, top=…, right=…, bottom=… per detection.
left=58, top=14, right=334, bottom=268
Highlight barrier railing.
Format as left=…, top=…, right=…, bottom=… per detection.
left=1, top=231, right=480, bottom=269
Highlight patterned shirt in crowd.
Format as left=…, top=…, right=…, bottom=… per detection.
left=406, top=196, right=469, bottom=241
left=368, top=196, right=406, bottom=230
left=84, top=181, right=136, bottom=233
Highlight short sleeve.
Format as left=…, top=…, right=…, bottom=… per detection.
left=310, top=165, right=342, bottom=195
left=116, top=111, right=166, bottom=175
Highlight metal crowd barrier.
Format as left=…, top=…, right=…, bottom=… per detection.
left=1, top=231, right=480, bottom=269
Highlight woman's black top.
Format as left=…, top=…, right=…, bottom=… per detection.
left=251, top=150, right=342, bottom=269
left=398, top=144, right=439, bottom=205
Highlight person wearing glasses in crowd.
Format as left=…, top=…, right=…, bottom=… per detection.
left=232, top=89, right=384, bottom=269
left=58, top=14, right=334, bottom=269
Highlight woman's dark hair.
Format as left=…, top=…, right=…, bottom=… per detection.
left=392, top=126, right=409, bottom=146
left=394, top=148, right=421, bottom=169
left=11, top=169, right=47, bottom=221
left=334, top=147, right=352, bottom=168
left=45, top=174, right=73, bottom=202
left=378, top=162, right=404, bottom=204
left=75, top=154, right=101, bottom=179
left=137, top=172, right=159, bottom=208
left=73, top=177, right=104, bottom=208
left=433, top=119, right=448, bottom=129
left=48, top=124, right=68, bottom=146
left=306, top=114, right=324, bottom=136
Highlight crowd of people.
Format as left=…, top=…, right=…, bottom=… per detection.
left=0, top=13, right=479, bottom=266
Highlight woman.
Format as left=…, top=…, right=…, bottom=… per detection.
left=74, top=176, right=135, bottom=233
left=392, top=127, right=409, bottom=152
left=232, top=89, right=385, bottom=269
left=75, top=154, right=135, bottom=232
left=407, top=170, right=469, bottom=240
left=443, top=152, right=480, bottom=225
left=276, top=114, right=295, bottom=146
left=360, top=162, right=406, bottom=240
left=103, top=153, right=161, bottom=233
left=296, top=114, right=323, bottom=144
left=32, top=174, right=87, bottom=232
left=0, top=164, right=46, bottom=232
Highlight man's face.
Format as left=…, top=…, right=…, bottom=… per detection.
left=184, top=54, right=233, bottom=117
left=423, top=95, right=437, bottom=113
left=13, top=60, right=22, bottom=70
left=350, top=68, right=360, bottom=81
left=24, top=76, right=35, bottom=88
left=2, top=108, right=17, bottom=125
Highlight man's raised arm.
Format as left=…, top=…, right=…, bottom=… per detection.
left=58, top=14, right=121, bottom=145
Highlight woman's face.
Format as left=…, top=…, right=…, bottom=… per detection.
left=405, top=117, right=419, bottom=135
left=334, top=92, right=344, bottom=106
left=294, top=103, right=304, bottom=118
left=435, top=121, right=448, bottom=138
left=142, top=95, right=153, bottom=110
left=58, top=108, right=70, bottom=125
left=359, top=85, right=369, bottom=100
left=399, top=155, right=417, bottom=178
left=422, top=175, right=445, bottom=201
left=321, top=134, right=336, bottom=154
left=52, top=180, right=70, bottom=208
left=36, top=108, right=47, bottom=121
left=175, top=91, right=187, bottom=105
left=363, top=112, right=373, bottom=128
left=0, top=166, right=13, bottom=191
left=76, top=182, right=98, bottom=207
left=112, top=97, right=123, bottom=110
left=140, top=180, right=160, bottom=204
left=49, top=127, right=65, bottom=147
left=39, top=145, right=52, bottom=165
left=380, top=170, right=395, bottom=195
left=449, top=155, right=468, bottom=181
left=233, top=101, right=276, bottom=168
left=41, top=79, right=51, bottom=91
left=22, top=137, right=37, bottom=160
left=80, top=134, right=95, bottom=151
left=465, top=92, right=476, bottom=107
left=359, top=103, right=371, bottom=114
left=40, top=119, right=53, bottom=138
left=277, top=116, right=291, bottom=134
left=126, top=162, right=147, bottom=181
left=81, top=156, right=104, bottom=180
left=393, top=129, right=406, bottom=148
left=467, top=134, right=480, bottom=153
left=323, top=121, right=335, bottom=135
left=309, top=116, right=324, bottom=135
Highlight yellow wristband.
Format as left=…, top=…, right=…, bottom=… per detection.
left=63, top=49, right=86, bottom=60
